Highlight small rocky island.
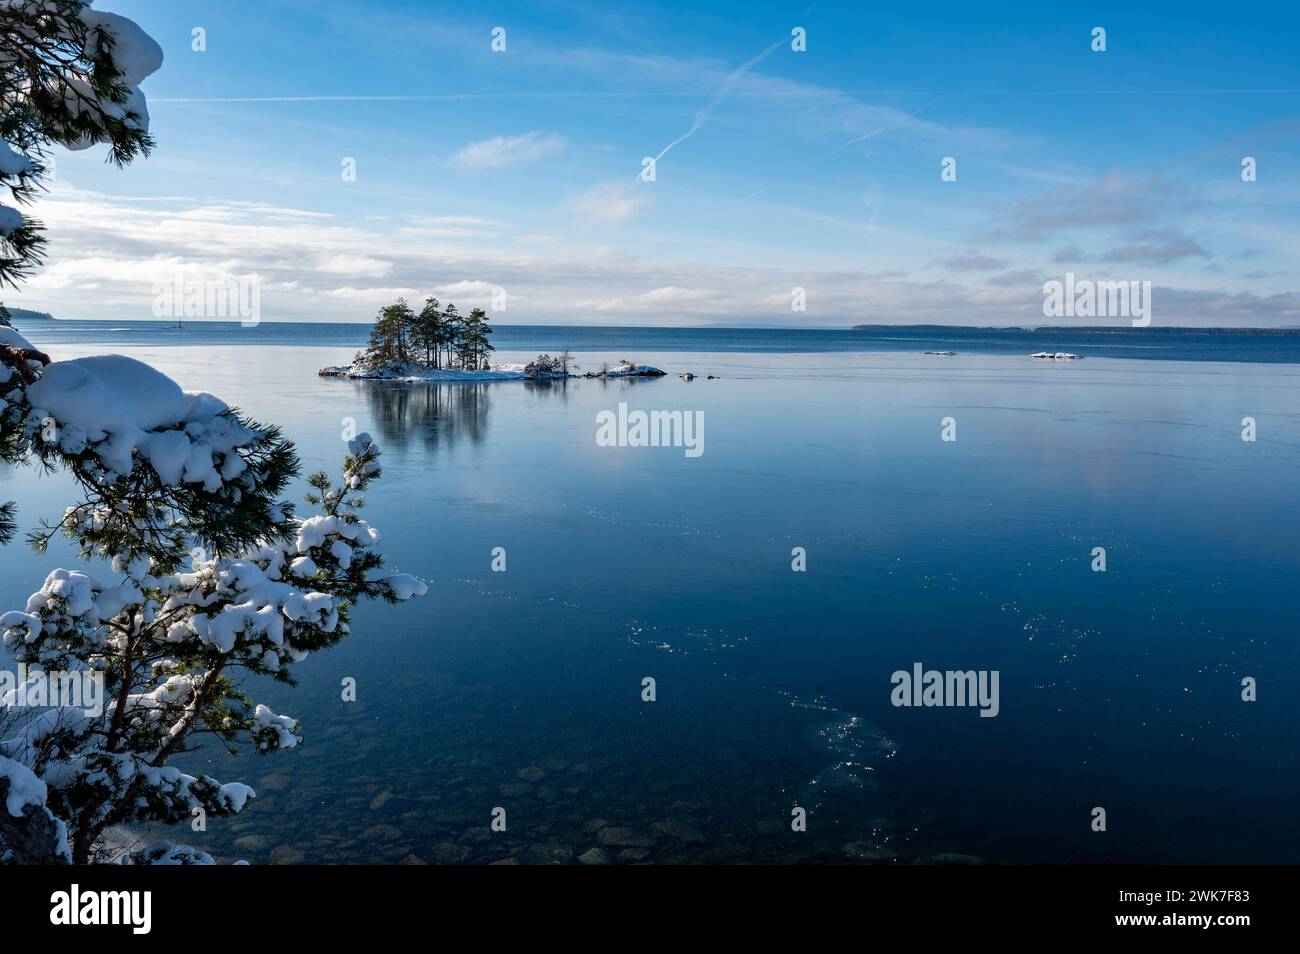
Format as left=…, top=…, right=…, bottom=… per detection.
left=320, top=358, right=666, bottom=382
left=317, top=295, right=666, bottom=382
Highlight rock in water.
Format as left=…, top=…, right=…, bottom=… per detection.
left=597, top=827, right=656, bottom=848
left=522, top=843, right=575, bottom=865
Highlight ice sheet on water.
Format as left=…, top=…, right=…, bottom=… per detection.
left=780, top=690, right=897, bottom=802
left=624, top=622, right=750, bottom=656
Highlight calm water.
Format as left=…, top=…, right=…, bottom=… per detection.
left=3, top=326, right=1299, bottom=864
left=20, top=317, right=1300, bottom=363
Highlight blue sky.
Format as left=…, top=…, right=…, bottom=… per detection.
left=14, top=0, right=1300, bottom=325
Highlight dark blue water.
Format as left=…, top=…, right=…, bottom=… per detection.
left=19, top=318, right=1300, bottom=363
left=3, top=330, right=1298, bottom=865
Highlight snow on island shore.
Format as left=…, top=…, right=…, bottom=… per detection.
left=319, top=360, right=668, bottom=382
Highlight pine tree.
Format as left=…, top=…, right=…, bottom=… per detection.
left=0, top=4, right=428, bottom=865
left=360, top=305, right=391, bottom=369
left=2, top=416, right=427, bottom=863
left=412, top=296, right=443, bottom=368
left=355, top=298, right=494, bottom=372
left=461, top=307, right=495, bottom=371
left=359, top=298, right=417, bottom=368
left=0, top=0, right=159, bottom=290
left=441, top=303, right=463, bottom=369
left=2, top=2, right=159, bottom=549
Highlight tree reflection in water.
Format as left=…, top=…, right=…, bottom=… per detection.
left=357, top=381, right=495, bottom=451
left=354, top=378, right=578, bottom=451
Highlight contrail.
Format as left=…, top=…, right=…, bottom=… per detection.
left=647, top=36, right=788, bottom=167
left=153, top=93, right=606, bottom=103
left=151, top=87, right=1300, bottom=106
left=835, top=101, right=935, bottom=153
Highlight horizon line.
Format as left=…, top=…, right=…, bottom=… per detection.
left=20, top=317, right=1300, bottom=333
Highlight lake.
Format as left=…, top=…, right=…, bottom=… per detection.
left=2, top=322, right=1297, bottom=864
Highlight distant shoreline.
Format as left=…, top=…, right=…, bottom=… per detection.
left=17, top=319, right=1300, bottom=365
left=852, top=324, right=1300, bottom=336
left=22, top=316, right=1300, bottom=334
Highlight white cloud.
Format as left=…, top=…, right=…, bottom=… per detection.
left=317, top=253, right=393, bottom=277
left=585, top=286, right=716, bottom=312
left=431, top=279, right=497, bottom=299
left=10, top=182, right=1297, bottom=328
left=317, top=286, right=424, bottom=302
left=450, top=132, right=567, bottom=170
left=569, top=180, right=651, bottom=225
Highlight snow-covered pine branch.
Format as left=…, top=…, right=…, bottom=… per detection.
left=0, top=2, right=428, bottom=867
left=0, top=359, right=427, bottom=862
left=1, top=0, right=161, bottom=538
left=0, top=0, right=161, bottom=287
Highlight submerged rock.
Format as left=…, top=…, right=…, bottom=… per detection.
left=598, top=827, right=656, bottom=848
left=653, top=819, right=706, bottom=843
left=258, top=773, right=291, bottom=792
left=269, top=845, right=305, bottom=865
left=359, top=824, right=403, bottom=842
left=232, top=834, right=269, bottom=852
left=522, top=843, right=576, bottom=865
left=843, top=841, right=896, bottom=862
left=578, top=847, right=611, bottom=865
left=914, top=852, right=984, bottom=865
left=429, top=842, right=472, bottom=864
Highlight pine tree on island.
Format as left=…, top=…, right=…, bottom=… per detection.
left=355, top=297, right=496, bottom=372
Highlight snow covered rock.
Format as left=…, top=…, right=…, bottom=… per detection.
left=0, top=754, right=47, bottom=818
left=0, top=762, right=70, bottom=864
left=124, top=841, right=215, bottom=865
left=0, top=326, right=35, bottom=352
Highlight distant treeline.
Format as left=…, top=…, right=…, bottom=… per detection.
left=358, top=297, right=494, bottom=371
left=850, top=324, right=1300, bottom=335
left=0, top=303, right=53, bottom=324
